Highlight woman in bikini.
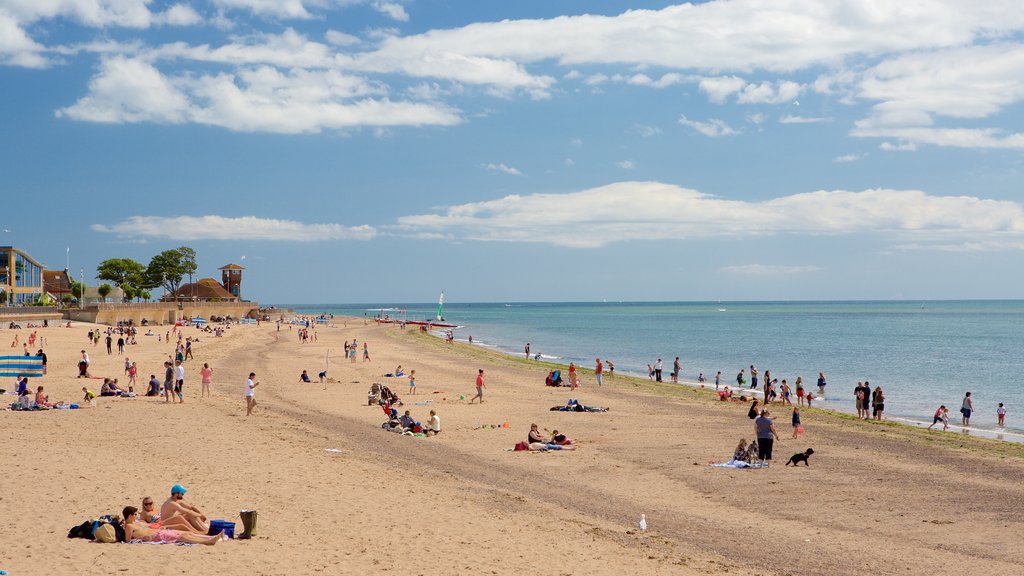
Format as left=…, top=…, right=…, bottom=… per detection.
left=122, top=506, right=222, bottom=545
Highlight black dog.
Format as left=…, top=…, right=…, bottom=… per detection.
left=785, top=448, right=814, bottom=466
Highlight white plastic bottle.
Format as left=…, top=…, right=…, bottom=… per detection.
left=639, top=514, right=647, bottom=531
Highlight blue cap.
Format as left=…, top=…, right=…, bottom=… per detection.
left=171, top=484, right=187, bottom=495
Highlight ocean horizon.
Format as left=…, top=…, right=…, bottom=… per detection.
left=287, top=299, right=1024, bottom=438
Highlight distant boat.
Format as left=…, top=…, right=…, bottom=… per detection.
left=718, top=308, right=727, bottom=312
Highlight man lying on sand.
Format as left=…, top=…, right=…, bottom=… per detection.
left=161, top=484, right=209, bottom=533
left=122, top=506, right=221, bottom=545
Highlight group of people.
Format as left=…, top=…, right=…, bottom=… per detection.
left=928, top=392, right=1006, bottom=430
left=385, top=407, right=441, bottom=436
left=853, top=381, right=886, bottom=420
left=120, top=485, right=224, bottom=545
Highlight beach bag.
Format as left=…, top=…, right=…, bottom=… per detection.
left=514, top=441, right=529, bottom=451
left=94, top=524, right=117, bottom=543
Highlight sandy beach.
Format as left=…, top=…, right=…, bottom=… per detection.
left=2, top=319, right=1023, bottom=576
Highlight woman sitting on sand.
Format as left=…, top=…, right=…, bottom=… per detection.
left=122, top=506, right=222, bottom=545
left=34, top=386, right=51, bottom=408
left=528, top=424, right=546, bottom=444
left=549, top=430, right=573, bottom=446
left=732, top=438, right=749, bottom=461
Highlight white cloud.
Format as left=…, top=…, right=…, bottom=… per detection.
left=154, top=4, right=202, bottom=27
left=58, top=56, right=462, bottom=132
left=779, top=115, right=832, bottom=124
left=698, top=76, right=746, bottom=104
left=850, top=43, right=1024, bottom=148
left=210, top=0, right=313, bottom=19
left=631, top=124, right=661, bottom=137
left=746, top=113, right=765, bottom=125
left=616, top=160, right=636, bottom=169
left=0, top=11, right=48, bottom=68
left=678, top=115, right=739, bottom=138
left=584, top=73, right=608, bottom=86
left=394, top=181, right=1024, bottom=248
left=833, top=153, right=863, bottom=163
left=879, top=141, right=918, bottom=152
left=481, top=162, right=522, bottom=176
left=564, top=158, right=574, bottom=167
left=326, top=29, right=361, bottom=46
left=719, top=264, right=821, bottom=275
left=93, top=215, right=377, bottom=241
left=372, top=1, right=408, bottom=22
left=736, top=80, right=801, bottom=104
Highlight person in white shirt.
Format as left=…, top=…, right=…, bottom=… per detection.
left=426, top=410, right=441, bottom=436
left=245, top=372, right=259, bottom=416
left=173, top=360, right=186, bottom=403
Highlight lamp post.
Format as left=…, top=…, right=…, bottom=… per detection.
left=80, top=267, right=84, bottom=310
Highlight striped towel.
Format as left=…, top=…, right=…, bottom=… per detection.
left=0, top=356, right=44, bottom=377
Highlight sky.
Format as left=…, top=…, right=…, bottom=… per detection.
left=2, top=0, right=1024, bottom=304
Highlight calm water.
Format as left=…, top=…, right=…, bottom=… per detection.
left=290, top=301, right=1023, bottom=433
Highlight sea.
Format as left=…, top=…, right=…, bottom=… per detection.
left=290, top=300, right=1024, bottom=439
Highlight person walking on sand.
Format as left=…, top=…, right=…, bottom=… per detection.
left=595, top=358, right=604, bottom=387
left=408, top=370, right=416, bottom=395
left=960, top=392, right=973, bottom=427
left=468, top=369, right=485, bottom=403
left=200, top=363, right=213, bottom=398
left=245, top=372, right=259, bottom=416
left=363, top=342, right=370, bottom=362
left=792, top=406, right=802, bottom=439
left=174, top=359, right=185, bottom=403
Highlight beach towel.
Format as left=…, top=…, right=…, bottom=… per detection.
left=0, top=356, right=44, bottom=378
left=711, top=460, right=768, bottom=469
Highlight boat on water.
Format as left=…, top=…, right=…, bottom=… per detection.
left=368, top=291, right=461, bottom=329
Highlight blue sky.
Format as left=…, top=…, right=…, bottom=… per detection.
left=2, top=0, right=1024, bottom=304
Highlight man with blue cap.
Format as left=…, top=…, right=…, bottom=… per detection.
left=160, top=484, right=210, bottom=533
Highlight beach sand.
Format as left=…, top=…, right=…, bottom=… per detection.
left=2, top=320, right=1022, bottom=575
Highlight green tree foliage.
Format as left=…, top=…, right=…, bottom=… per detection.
left=97, top=283, right=112, bottom=301
left=96, top=258, right=146, bottom=302
left=144, top=247, right=197, bottom=302
left=69, top=279, right=84, bottom=300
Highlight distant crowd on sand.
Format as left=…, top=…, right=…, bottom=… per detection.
left=5, top=320, right=238, bottom=412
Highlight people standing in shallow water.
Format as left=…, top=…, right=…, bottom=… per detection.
left=961, top=392, right=973, bottom=427
left=997, top=403, right=1006, bottom=427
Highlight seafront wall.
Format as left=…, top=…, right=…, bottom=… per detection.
left=65, top=301, right=259, bottom=325
left=0, top=306, right=63, bottom=323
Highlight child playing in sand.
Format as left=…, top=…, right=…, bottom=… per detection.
left=997, top=403, right=1006, bottom=427
left=408, top=370, right=416, bottom=395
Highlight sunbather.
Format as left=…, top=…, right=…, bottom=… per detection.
left=122, top=507, right=221, bottom=545
left=160, top=484, right=209, bottom=534
left=139, top=497, right=205, bottom=533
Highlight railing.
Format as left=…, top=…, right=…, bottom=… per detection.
left=0, top=306, right=60, bottom=316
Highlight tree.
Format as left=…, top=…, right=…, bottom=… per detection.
left=96, top=258, right=146, bottom=302
left=62, top=294, right=73, bottom=306
left=0, top=290, right=6, bottom=305
left=144, top=247, right=197, bottom=302
left=70, top=279, right=85, bottom=300
left=97, top=283, right=112, bottom=302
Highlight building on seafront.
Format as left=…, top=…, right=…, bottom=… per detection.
left=0, top=246, right=46, bottom=305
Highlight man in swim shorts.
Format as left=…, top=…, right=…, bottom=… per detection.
left=160, top=484, right=209, bottom=533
